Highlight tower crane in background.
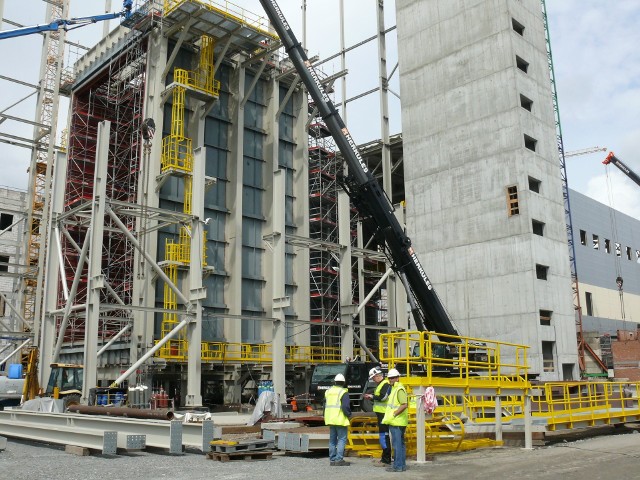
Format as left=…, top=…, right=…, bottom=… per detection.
left=0, top=1, right=132, bottom=40
left=603, top=152, right=640, bottom=188
left=565, top=146, right=607, bottom=158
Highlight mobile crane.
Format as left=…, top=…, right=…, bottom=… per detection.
left=603, top=152, right=640, bottom=188
left=0, top=1, right=133, bottom=40
left=258, top=0, right=458, bottom=337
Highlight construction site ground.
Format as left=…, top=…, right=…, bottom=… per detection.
left=2, top=425, right=639, bottom=480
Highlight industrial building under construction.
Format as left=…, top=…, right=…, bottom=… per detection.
left=1, top=0, right=640, bottom=465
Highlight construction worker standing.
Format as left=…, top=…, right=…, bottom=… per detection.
left=324, top=373, right=352, bottom=466
left=382, top=368, right=408, bottom=472
left=363, top=367, right=392, bottom=466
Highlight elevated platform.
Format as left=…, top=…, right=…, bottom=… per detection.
left=162, top=0, right=278, bottom=55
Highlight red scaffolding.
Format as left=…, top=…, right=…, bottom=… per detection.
left=59, top=33, right=147, bottom=343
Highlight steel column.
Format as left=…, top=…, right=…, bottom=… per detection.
left=83, top=120, right=111, bottom=400
left=186, top=146, right=205, bottom=407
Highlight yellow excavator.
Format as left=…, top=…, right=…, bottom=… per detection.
left=22, top=347, right=83, bottom=406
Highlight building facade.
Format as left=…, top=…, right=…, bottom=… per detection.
left=396, top=0, right=579, bottom=380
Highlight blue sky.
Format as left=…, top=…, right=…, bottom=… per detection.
left=1, top=0, right=639, bottom=220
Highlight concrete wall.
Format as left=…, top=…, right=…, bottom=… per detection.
left=396, top=0, right=578, bottom=379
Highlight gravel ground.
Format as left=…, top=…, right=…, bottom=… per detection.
left=2, top=430, right=640, bottom=480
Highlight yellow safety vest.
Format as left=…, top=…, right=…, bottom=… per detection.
left=382, top=382, right=408, bottom=427
left=324, top=385, right=350, bottom=427
left=373, top=378, right=390, bottom=413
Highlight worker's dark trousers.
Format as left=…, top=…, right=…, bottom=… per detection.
left=375, top=412, right=392, bottom=464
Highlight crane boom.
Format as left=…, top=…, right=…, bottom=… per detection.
left=603, top=152, right=640, bottom=188
left=0, top=1, right=132, bottom=40
left=258, top=0, right=458, bottom=336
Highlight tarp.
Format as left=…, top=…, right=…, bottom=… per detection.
left=247, top=391, right=283, bottom=425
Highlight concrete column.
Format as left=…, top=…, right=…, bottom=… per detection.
left=131, top=31, right=167, bottom=364
left=83, top=120, right=110, bottom=400
left=271, top=169, right=287, bottom=402
left=494, top=395, right=503, bottom=444
left=524, top=394, right=533, bottom=449
left=338, top=190, right=353, bottom=360
left=185, top=146, right=206, bottom=407
left=223, top=55, right=246, bottom=403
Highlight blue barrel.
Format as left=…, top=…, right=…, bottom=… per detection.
left=115, top=392, right=123, bottom=405
left=8, top=363, right=22, bottom=379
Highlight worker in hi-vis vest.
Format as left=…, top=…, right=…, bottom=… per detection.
left=323, top=373, right=352, bottom=466
left=364, top=366, right=392, bottom=466
left=382, top=368, right=409, bottom=472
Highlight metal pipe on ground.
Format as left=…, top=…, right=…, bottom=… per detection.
left=67, top=405, right=174, bottom=421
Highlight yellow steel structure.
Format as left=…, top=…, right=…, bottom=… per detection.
left=161, top=86, right=192, bottom=173
left=156, top=340, right=348, bottom=364
left=532, top=381, right=640, bottom=430
left=345, top=331, right=640, bottom=455
left=379, top=330, right=530, bottom=392
left=160, top=35, right=218, bottom=357
left=163, top=0, right=277, bottom=39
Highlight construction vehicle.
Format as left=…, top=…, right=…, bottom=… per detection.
left=603, top=152, right=640, bottom=187
left=0, top=0, right=133, bottom=40
left=308, top=361, right=382, bottom=409
left=20, top=347, right=84, bottom=406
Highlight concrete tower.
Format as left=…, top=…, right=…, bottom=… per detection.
left=396, top=0, right=579, bottom=380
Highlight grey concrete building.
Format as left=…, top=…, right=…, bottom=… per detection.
left=396, top=0, right=579, bottom=380
left=0, top=186, right=28, bottom=369
left=570, top=189, right=640, bottom=334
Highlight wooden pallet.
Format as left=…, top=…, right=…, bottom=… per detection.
left=206, top=450, right=274, bottom=462
left=210, top=439, right=274, bottom=453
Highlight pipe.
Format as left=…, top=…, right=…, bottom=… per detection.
left=0, top=338, right=31, bottom=367
left=67, top=404, right=174, bottom=421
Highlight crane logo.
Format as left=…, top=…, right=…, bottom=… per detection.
left=408, top=247, right=433, bottom=290
left=341, top=128, right=369, bottom=174
left=268, top=0, right=291, bottom=31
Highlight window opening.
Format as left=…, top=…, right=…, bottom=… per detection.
left=539, top=310, right=552, bottom=326
left=0, top=213, right=13, bottom=231
left=593, top=235, right=599, bottom=250
left=532, top=220, right=545, bottom=236
left=627, top=246, right=632, bottom=260
left=542, top=341, right=555, bottom=372
left=528, top=176, right=541, bottom=193
left=512, top=18, right=525, bottom=36
left=0, top=255, right=8, bottom=273
left=615, top=242, right=621, bottom=257
left=536, top=264, right=548, bottom=280
left=585, top=292, right=593, bottom=316
left=507, top=185, right=519, bottom=216
left=516, top=55, right=529, bottom=73
left=579, top=230, right=586, bottom=246
left=604, top=239, right=611, bottom=254
left=524, top=134, right=537, bottom=152
left=520, top=94, right=533, bottom=111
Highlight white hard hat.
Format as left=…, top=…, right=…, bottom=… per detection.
left=334, top=373, right=346, bottom=382
left=368, top=367, right=382, bottom=379
left=387, top=368, right=401, bottom=378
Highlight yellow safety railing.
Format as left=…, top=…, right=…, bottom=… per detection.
left=531, top=381, right=640, bottom=430
left=163, top=0, right=277, bottom=39
left=156, top=340, right=346, bottom=364
left=161, top=86, right=193, bottom=173
left=160, top=35, right=216, bottom=353
left=379, top=330, right=529, bottom=390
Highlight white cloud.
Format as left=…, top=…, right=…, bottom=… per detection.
left=586, top=170, right=640, bottom=220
